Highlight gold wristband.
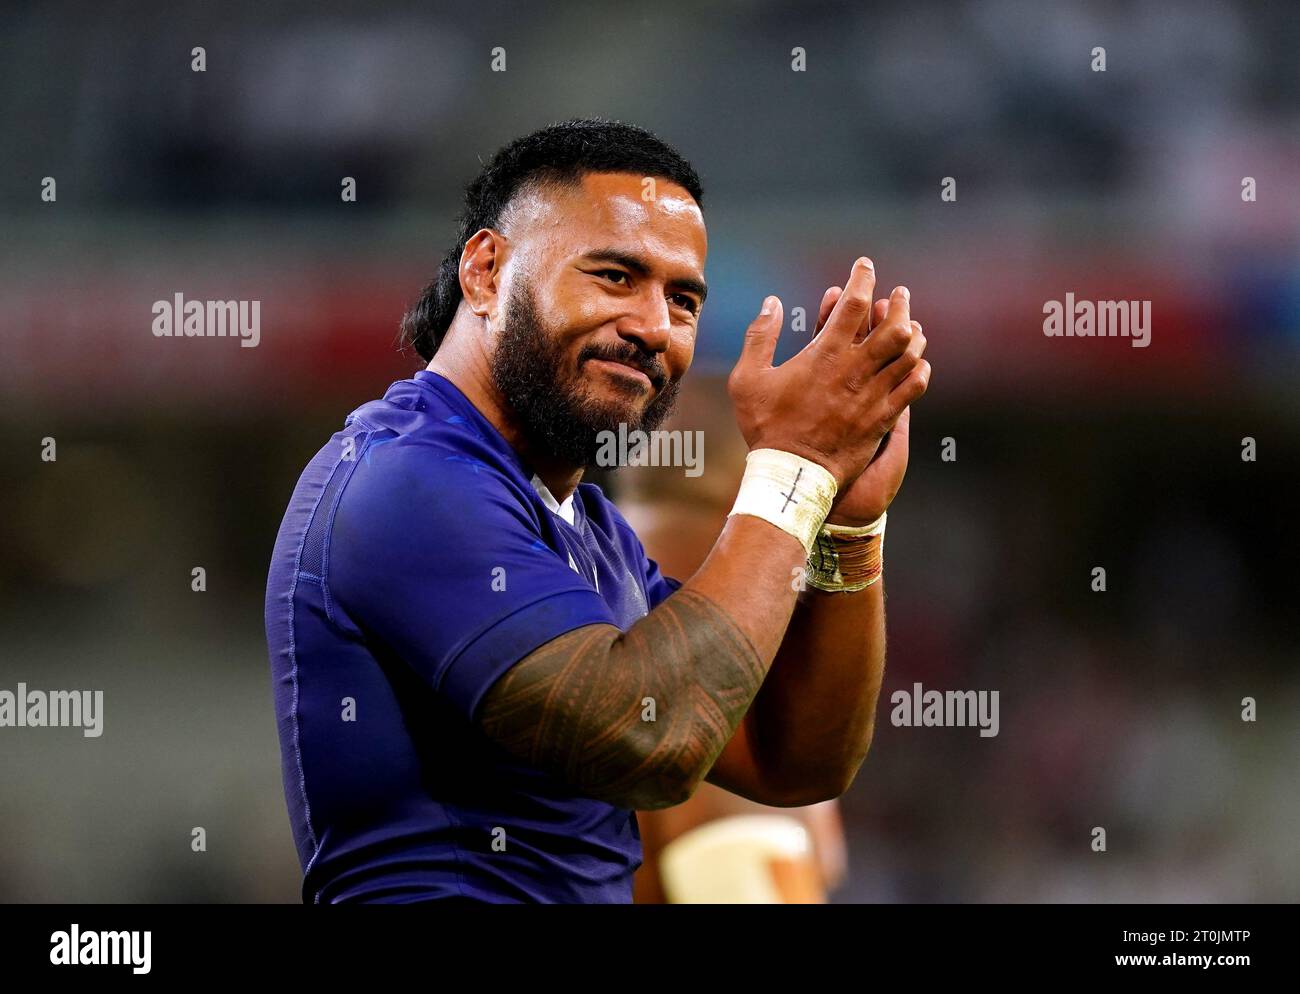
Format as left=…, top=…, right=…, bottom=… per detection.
left=805, top=512, right=887, bottom=592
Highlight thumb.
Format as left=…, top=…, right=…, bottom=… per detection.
left=737, top=295, right=783, bottom=369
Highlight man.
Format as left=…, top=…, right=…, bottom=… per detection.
left=264, top=118, right=929, bottom=903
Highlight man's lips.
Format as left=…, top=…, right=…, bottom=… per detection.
left=587, top=357, right=656, bottom=389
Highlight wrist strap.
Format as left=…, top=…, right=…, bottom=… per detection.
left=728, top=448, right=838, bottom=555
left=806, top=512, right=887, bottom=592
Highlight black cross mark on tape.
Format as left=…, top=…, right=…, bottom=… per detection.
left=780, top=467, right=803, bottom=514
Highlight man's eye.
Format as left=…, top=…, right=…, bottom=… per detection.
left=670, top=294, right=699, bottom=314
left=597, top=270, right=629, bottom=285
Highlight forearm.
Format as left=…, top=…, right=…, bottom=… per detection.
left=480, top=514, right=806, bottom=810
left=748, top=575, right=887, bottom=801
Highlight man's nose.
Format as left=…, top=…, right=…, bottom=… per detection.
left=616, top=291, right=672, bottom=354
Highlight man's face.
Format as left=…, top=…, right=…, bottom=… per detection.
left=488, top=172, right=707, bottom=468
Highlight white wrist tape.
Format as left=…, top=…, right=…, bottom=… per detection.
left=822, top=513, right=888, bottom=539
left=728, top=448, right=838, bottom=554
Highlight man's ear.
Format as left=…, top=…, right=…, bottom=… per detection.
left=460, top=228, right=508, bottom=321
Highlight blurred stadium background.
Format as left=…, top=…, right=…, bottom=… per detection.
left=1, top=0, right=1297, bottom=901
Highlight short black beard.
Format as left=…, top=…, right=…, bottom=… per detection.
left=489, top=277, right=682, bottom=469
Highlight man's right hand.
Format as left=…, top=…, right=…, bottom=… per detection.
left=727, top=257, right=926, bottom=488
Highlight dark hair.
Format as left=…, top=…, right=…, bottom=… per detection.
left=398, top=118, right=704, bottom=361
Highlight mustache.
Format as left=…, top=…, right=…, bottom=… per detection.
left=579, top=345, right=667, bottom=389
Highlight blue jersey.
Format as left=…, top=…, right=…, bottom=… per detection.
left=264, top=370, right=681, bottom=903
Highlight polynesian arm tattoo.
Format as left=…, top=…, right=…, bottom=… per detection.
left=478, top=588, right=766, bottom=810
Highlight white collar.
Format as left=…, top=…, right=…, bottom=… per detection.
left=530, top=474, right=576, bottom=526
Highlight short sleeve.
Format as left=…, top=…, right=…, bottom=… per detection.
left=326, top=434, right=618, bottom=722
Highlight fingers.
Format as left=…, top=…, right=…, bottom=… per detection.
left=888, top=358, right=931, bottom=419
left=816, top=257, right=876, bottom=352
left=885, top=284, right=911, bottom=325
left=880, top=320, right=927, bottom=390
left=861, top=287, right=914, bottom=369
left=808, top=268, right=929, bottom=425
left=856, top=296, right=889, bottom=345
left=737, top=295, right=784, bottom=369
left=870, top=298, right=889, bottom=331
left=814, top=284, right=886, bottom=343
left=814, top=286, right=842, bottom=336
